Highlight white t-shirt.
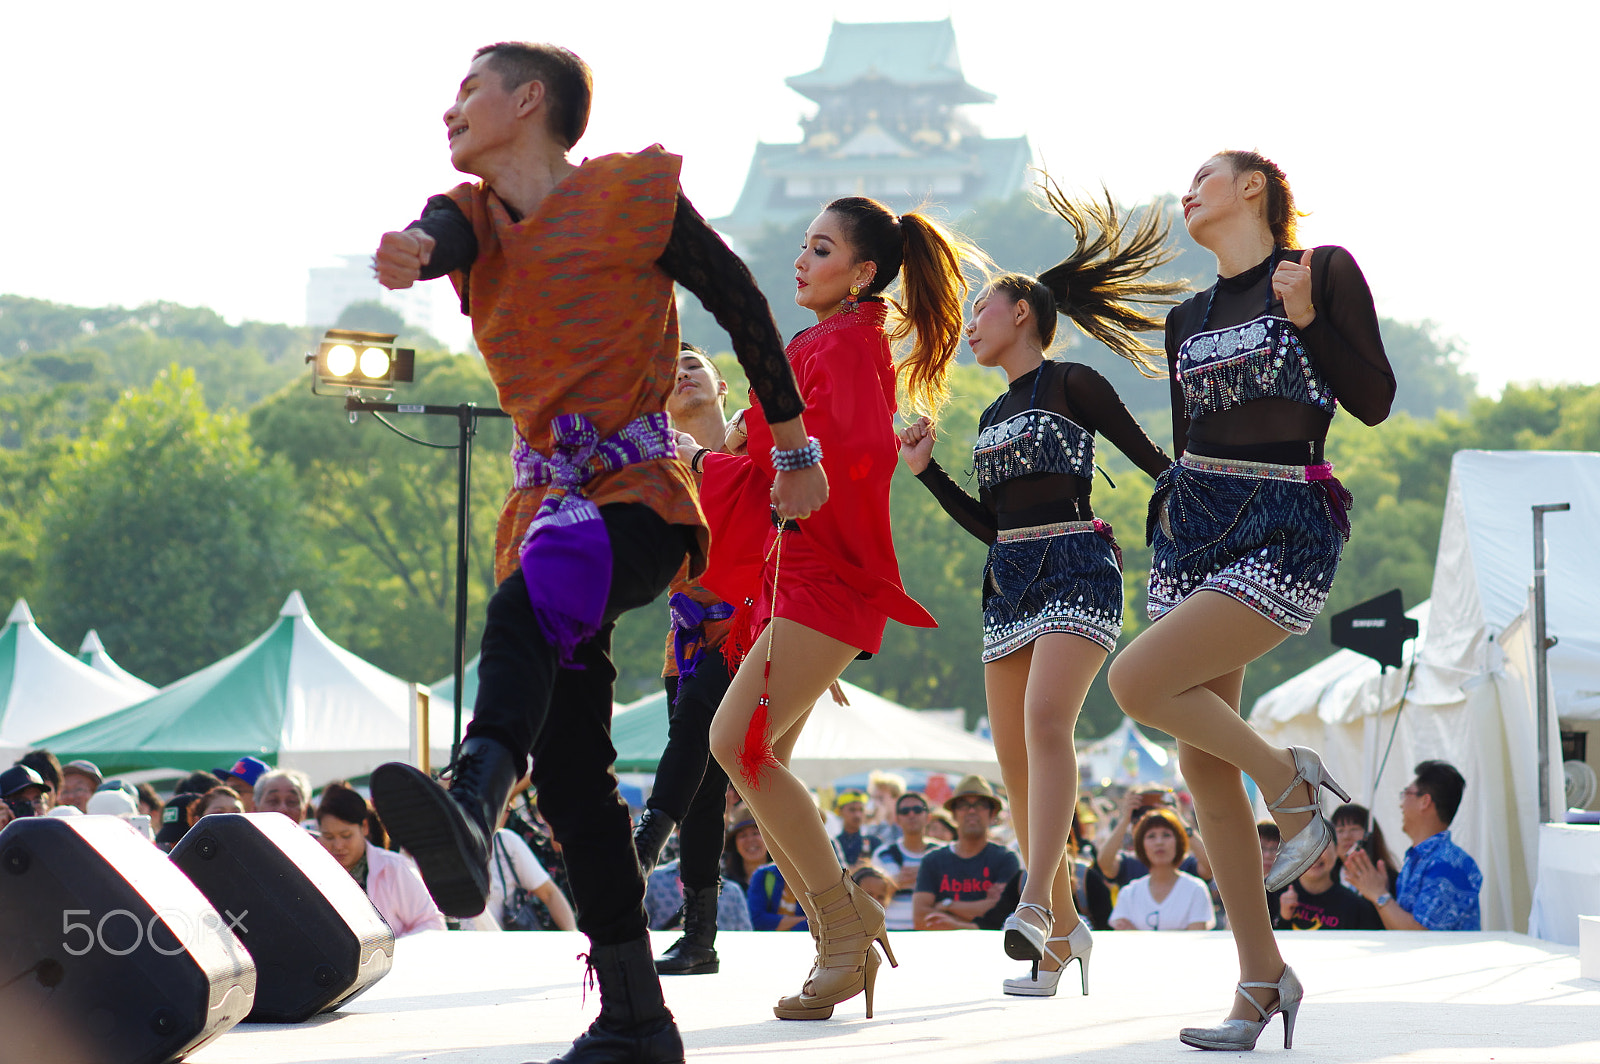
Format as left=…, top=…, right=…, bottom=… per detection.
left=464, top=829, right=552, bottom=931
left=875, top=841, right=931, bottom=931
left=1109, top=871, right=1215, bottom=930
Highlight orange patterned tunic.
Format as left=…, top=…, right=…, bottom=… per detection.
left=439, top=146, right=706, bottom=583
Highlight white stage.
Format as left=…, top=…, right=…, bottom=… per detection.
left=188, top=928, right=1599, bottom=1063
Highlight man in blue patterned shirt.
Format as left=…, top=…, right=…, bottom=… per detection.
left=1346, top=760, right=1482, bottom=930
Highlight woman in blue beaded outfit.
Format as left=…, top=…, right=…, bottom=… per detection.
left=899, top=186, right=1180, bottom=998
left=1108, top=151, right=1394, bottom=1051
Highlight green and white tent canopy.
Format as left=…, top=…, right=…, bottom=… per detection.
left=611, top=679, right=998, bottom=787
left=39, top=591, right=441, bottom=782
left=76, top=629, right=157, bottom=699
left=0, top=599, right=149, bottom=765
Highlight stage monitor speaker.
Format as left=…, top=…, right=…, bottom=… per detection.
left=0, top=815, right=255, bottom=1064
left=1330, top=588, right=1419, bottom=670
left=170, top=811, right=394, bottom=1023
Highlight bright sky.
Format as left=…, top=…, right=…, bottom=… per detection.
left=3, top=1, right=1593, bottom=394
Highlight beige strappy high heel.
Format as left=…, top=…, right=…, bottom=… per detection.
left=773, top=870, right=897, bottom=1020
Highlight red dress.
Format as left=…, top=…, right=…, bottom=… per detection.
left=699, top=301, right=936, bottom=657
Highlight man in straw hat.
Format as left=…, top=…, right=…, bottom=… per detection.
left=911, top=775, right=1020, bottom=930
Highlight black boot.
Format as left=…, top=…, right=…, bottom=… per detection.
left=533, top=937, right=685, bottom=1064
left=370, top=736, right=521, bottom=918
left=654, top=885, right=720, bottom=975
left=632, top=808, right=677, bottom=881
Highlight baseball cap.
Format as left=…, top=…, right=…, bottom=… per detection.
left=87, top=789, right=140, bottom=818
left=214, top=756, right=270, bottom=788
left=61, top=759, right=103, bottom=785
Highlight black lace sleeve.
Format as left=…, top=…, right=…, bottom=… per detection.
left=1301, top=246, right=1395, bottom=426
left=1063, top=364, right=1172, bottom=481
left=915, top=458, right=998, bottom=545
left=657, top=193, right=805, bottom=424
left=406, top=195, right=477, bottom=280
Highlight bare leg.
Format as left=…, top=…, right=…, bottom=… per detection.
left=1107, top=591, right=1310, bottom=840
left=709, top=620, right=859, bottom=893
left=1109, top=596, right=1298, bottom=1022
left=731, top=707, right=820, bottom=928
left=1017, top=634, right=1103, bottom=937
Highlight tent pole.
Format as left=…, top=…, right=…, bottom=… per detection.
left=1532, top=502, right=1569, bottom=824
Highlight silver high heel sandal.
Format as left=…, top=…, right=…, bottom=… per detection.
left=1179, top=965, right=1302, bottom=1051
left=1002, top=902, right=1053, bottom=972
left=1003, top=919, right=1093, bottom=997
left=1264, top=745, right=1352, bottom=892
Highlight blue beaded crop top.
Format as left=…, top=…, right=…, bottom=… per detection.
left=1174, top=309, right=1334, bottom=420
left=914, top=360, right=1171, bottom=545
left=974, top=366, right=1096, bottom=489
left=1164, top=246, right=1396, bottom=465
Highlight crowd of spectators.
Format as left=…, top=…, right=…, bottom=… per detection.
left=5, top=745, right=1485, bottom=941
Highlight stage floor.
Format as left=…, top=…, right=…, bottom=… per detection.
left=189, top=929, right=1598, bottom=1063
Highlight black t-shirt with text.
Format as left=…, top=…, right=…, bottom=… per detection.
left=1275, top=880, right=1382, bottom=930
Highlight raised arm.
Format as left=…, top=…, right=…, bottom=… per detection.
left=1297, top=246, right=1395, bottom=426
left=898, top=416, right=998, bottom=545
left=1064, top=364, right=1172, bottom=481
left=657, top=192, right=825, bottom=518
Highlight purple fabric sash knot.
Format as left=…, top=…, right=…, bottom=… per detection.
left=1306, top=463, right=1354, bottom=541
left=512, top=412, right=677, bottom=667
left=1091, top=517, right=1124, bottom=570
left=669, top=591, right=735, bottom=683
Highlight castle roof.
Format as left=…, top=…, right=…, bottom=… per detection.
left=786, top=19, right=993, bottom=104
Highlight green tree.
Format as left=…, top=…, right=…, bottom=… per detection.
left=335, top=300, right=407, bottom=336
left=249, top=350, right=513, bottom=684
left=34, top=367, right=316, bottom=685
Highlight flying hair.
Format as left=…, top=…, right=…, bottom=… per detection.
left=1019, top=175, right=1190, bottom=378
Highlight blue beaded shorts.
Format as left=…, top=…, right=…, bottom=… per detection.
left=983, top=520, right=1123, bottom=661
left=1146, top=454, right=1353, bottom=634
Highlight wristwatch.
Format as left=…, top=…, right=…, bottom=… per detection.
left=1374, top=892, right=1393, bottom=908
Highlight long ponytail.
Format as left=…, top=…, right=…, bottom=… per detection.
left=823, top=196, right=990, bottom=421
left=1025, top=178, right=1189, bottom=378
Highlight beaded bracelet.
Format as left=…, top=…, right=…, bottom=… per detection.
left=770, top=436, right=823, bottom=472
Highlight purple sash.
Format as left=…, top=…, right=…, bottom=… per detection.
left=512, top=412, right=677, bottom=667
left=669, top=591, right=735, bottom=684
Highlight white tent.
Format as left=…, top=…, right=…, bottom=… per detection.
left=1250, top=451, right=1599, bottom=933
left=76, top=629, right=157, bottom=699
left=611, top=678, right=1001, bottom=786
left=38, top=592, right=440, bottom=782
left=1078, top=717, right=1175, bottom=787
left=0, top=599, right=149, bottom=764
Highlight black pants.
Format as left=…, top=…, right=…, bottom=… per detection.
left=652, top=656, right=734, bottom=893
left=465, top=503, right=691, bottom=945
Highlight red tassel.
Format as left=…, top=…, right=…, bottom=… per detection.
left=738, top=693, right=782, bottom=790
left=721, top=596, right=757, bottom=673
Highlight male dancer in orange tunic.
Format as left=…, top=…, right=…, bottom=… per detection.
left=368, top=42, right=825, bottom=1064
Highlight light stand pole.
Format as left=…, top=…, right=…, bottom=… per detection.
left=344, top=396, right=511, bottom=767
left=1532, top=502, right=1570, bottom=824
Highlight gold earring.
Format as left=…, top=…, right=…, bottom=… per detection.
left=842, top=283, right=862, bottom=313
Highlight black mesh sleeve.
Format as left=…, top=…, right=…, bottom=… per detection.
left=1165, top=316, right=1190, bottom=458
left=657, top=193, right=805, bottom=424
left=915, top=458, right=998, bottom=545
left=1064, top=364, right=1172, bottom=481
left=1301, top=246, right=1395, bottom=426
left=406, top=195, right=477, bottom=280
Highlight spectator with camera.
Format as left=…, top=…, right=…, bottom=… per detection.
left=1097, top=786, right=1208, bottom=888
left=912, top=776, right=1021, bottom=930
left=1345, top=760, right=1482, bottom=930
left=1, top=764, right=49, bottom=827
left=1108, top=807, right=1214, bottom=930
left=1332, top=802, right=1399, bottom=895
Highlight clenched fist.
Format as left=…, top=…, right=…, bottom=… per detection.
left=374, top=229, right=436, bottom=290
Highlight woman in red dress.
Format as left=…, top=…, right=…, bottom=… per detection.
left=693, top=196, right=979, bottom=1021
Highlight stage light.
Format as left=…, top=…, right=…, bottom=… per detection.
left=309, top=329, right=414, bottom=392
